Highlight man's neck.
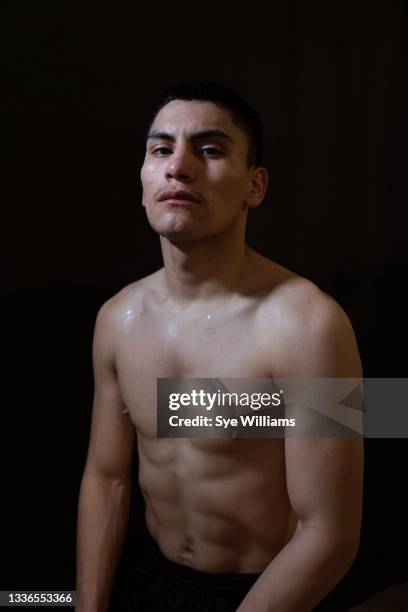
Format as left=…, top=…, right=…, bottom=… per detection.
left=159, top=231, right=252, bottom=307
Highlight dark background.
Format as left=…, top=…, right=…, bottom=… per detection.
left=4, top=1, right=407, bottom=609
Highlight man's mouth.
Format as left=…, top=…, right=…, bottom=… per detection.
left=158, top=190, right=202, bottom=204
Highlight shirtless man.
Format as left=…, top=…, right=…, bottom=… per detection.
left=76, top=82, right=364, bottom=612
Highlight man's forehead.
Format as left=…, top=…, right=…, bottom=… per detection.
left=149, top=99, right=239, bottom=138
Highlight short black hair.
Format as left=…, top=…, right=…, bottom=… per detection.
left=145, top=81, right=264, bottom=168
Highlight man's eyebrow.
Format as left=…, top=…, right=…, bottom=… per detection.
left=146, top=131, right=174, bottom=142
left=190, top=129, right=233, bottom=143
left=146, top=129, right=233, bottom=144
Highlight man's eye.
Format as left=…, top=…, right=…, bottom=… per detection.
left=152, top=147, right=171, bottom=156
left=201, top=147, right=222, bottom=156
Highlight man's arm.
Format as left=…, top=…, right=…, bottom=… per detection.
left=76, top=301, right=135, bottom=612
left=237, top=291, right=364, bottom=612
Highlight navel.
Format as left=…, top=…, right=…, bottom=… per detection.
left=182, top=535, right=195, bottom=554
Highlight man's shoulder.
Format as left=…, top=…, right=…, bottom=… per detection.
left=249, top=250, right=331, bottom=313
left=256, top=263, right=360, bottom=376
left=273, top=273, right=340, bottom=321
left=257, top=262, right=353, bottom=342
left=94, top=268, right=165, bottom=330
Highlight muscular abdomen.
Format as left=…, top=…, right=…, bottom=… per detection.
left=137, top=434, right=297, bottom=573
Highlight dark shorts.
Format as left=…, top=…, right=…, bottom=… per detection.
left=109, top=532, right=261, bottom=612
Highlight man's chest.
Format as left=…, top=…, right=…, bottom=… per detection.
left=115, top=312, right=274, bottom=430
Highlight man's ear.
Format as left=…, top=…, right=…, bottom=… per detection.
left=244, top=167, right=269, bottom=209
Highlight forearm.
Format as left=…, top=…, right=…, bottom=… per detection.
left=76, top=468, right=132, bottom=612
left=237, top=524, right=358, bottom=612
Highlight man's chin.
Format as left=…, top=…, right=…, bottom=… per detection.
left=148, top=218, right=198, bottom=243
left=158, top=228, right=199, bottom=245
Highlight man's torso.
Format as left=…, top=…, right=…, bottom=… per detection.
left=111, top=256, right=317, bottom=573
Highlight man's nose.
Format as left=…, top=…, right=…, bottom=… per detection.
left=165, top=146, right=195, bottom=182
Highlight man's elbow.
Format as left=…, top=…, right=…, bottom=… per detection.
left=82, top=455, right=133, bottom=484
left=323, top=528, right=361, bottom=579
left=340, top=533, right=361, bottom=570
left=78, top=464, right=133, bottom=507
left=299, top=519, right=361, bottom=575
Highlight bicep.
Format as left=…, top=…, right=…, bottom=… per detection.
left=283, top=295, right=364, bottom=543
left=85, top=304, right=135, bottom=479
left=285, top=436, right=363, bottom=544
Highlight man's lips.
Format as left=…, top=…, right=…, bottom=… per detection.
left=158, top=190, right=202, bottom=204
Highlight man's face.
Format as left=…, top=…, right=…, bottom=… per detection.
left=140, top=100, right=262, bottom=243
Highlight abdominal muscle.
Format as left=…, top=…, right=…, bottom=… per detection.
left=137, top=434, right=298, bottom=573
